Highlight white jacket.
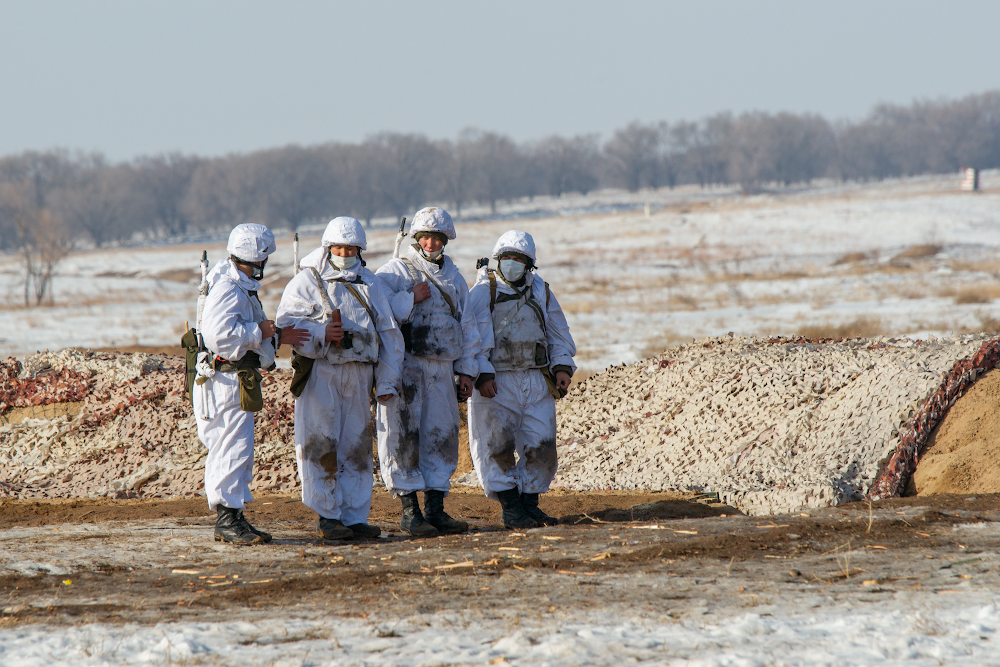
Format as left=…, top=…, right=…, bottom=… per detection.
left=276, top=247, right=404, bottom=397
left=468, top=268, right=576, bottom=378
left=375, top=245, right=479, bottom=378
left=200, top=258, right=276, bottom=368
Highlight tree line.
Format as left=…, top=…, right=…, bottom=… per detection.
left=2, top=90, right=1000, bottom=302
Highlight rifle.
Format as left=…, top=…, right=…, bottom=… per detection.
left=195, top=250, right=209, bottom=340
left=293, top=232, right=300, bottom=275
left=392, top=217, right=408, bottom=259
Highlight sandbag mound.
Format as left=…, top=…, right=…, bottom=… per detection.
left=912, top=367, right=1000, bottom=495
left=0, top=349, right=300, bottom=500
left=554, top=334, right=993, bottom=515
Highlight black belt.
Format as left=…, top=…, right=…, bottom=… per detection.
left=212, top=350, right=262, bottom=373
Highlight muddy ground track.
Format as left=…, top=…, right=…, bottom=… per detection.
left=3, top=492, right=1000, bottom=630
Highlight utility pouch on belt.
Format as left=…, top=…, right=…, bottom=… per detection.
left=211, top=351, right=264, bottom=412
left=237, top=367, right=264, bottom=412
left=181, top=328, right=200, bottom=403
left=289, top=350, right=314, bottom=398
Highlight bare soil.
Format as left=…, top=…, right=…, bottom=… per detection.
left=3, top=491, right=999, bottom=631
left=914, top=367, right=1000, bottom=495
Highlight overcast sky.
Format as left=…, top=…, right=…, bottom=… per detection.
left=2, top=1, right=999, bottom=161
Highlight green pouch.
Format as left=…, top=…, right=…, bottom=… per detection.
left=237, top=367, right=264, bottom=412
left=180, top=328, right=200, bottom=403
left=289, top=350, right=315, bottom=398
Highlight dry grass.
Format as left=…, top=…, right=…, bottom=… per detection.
left=153, top=268, right=200, bottom=283
left=639, top=331, right=685, bottom=358
left=796, top=316, right=885, bottom=339
left=892, top=244, right=942, bottom=261
left=833, top=251, right=876, bottom=266
left=953, top=284, right=1000, bottom=304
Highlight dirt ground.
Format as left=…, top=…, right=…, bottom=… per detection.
left=914, top=367, right=1000, bottom=495
left=3, top=490, right=1000, bottom=632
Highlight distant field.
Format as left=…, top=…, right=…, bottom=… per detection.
left=3, top=172, right=1000, bottom=369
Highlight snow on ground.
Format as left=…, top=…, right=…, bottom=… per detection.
left=3, top=172, right=1000, bottom=369
left=2, top=598, right=999, bottom=666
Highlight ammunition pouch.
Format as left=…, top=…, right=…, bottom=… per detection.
left=236, top=367, right=264, bottom=412
left=289, top=350, right=314, bottom=398
left=210, top=351, right=264, bottom=412
left=180, top=328, right=200, bottom=403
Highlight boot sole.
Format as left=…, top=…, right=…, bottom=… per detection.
left=428, top=523, right=468, bottom=534
left=317, top=531, right=354, bottom=541
left=214, top=533, right=265, bottom=546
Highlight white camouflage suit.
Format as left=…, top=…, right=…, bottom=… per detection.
left=193, top=224, right=277, bottom=511
left=374, top=208, right=479, bottom=498
left=276, top=218, right=404, bottom=525
left=467, top=230, right=576, bottom=500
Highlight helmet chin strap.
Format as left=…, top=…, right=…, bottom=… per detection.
left=231, top=255, right=266, bottom=280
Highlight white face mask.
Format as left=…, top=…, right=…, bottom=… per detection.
left=330, top=253, right=358, bottom=270
left=499, top=258, right=527, bottom=282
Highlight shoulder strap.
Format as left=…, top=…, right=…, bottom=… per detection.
left=307, top=267, right=335, bottom=321
left=524, top=282, right=547, bottom=336
left=402, top=258, right=458, bottom=320
left=494, top=283, right=534, bottom=341
left=488, top=270, right=497, bottom=312
left=545, top=282, right=550, bottom=308
left=342, top=282, right=378, bottom=331
left=342, top=282, right=384, bottom=375
left=399, top=258, right=422, bottom=284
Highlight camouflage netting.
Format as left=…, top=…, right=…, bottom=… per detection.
left=0, top=350, right=300, bottom=500
left=4, top=337, right=1000, bottom=514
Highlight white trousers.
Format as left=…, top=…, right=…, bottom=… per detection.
left=194, top=371, right=255, bottom=511
left=468, top=369, right=558, bottom=500
left=294, top=360, right=375, bottom=525
left=376, top=355, right=459, bottom=497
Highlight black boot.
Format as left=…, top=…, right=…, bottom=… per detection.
left=317, top=517, right=354, bottom=540
left=346, top=523, right=382, bottom=538
left=423, top=490, right=468, bottom=534
left=496, top=488, right=538, bottom=530
left=238, top=510, right=272, bottom=542
left=520, top=492, right=559, bottom=526
left=215, top=505, right=265, bottom=545
left=399, top=492, right=439, bottom=537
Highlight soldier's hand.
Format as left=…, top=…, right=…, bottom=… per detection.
left=259, top=320, right=276, bottom=339
left=457, top=374, right=474, bottom=400
left=478, top=379, right=498, bottom=398
left=325, top=322, right=345, bottom=343
left=555, top=370, right=572, bottom=391
left=376, top=393, right=393, bottom=404
left=280, top=326, right=310, bottom=346
left=412, top=282, right=432, bottom=304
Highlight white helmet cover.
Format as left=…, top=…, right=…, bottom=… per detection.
left=410, top=207, right=456, bottom=240
left=227, top=223, right=276, bottom=263
left=491, top=230, right=536, bottom=262
left=321, top=216, right=368, bottom=251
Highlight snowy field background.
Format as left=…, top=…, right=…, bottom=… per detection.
left=3, top=597, right=1000, bottom=666
left=2, top=171, right=1000, bottom=369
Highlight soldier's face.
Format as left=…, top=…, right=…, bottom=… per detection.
left=418, top=236, right=444, bottom=254
left=329, top=244, right=358, bottom=257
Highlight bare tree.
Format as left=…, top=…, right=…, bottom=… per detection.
left=603, top=122, right=661, bottom=191
left=134, top=153, right=200, bottom=237
left=465, top=130, right=524, bottom=213
left=535, top=134, right=600, bottom=197
left=0, top=181, right=72, bottom=305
